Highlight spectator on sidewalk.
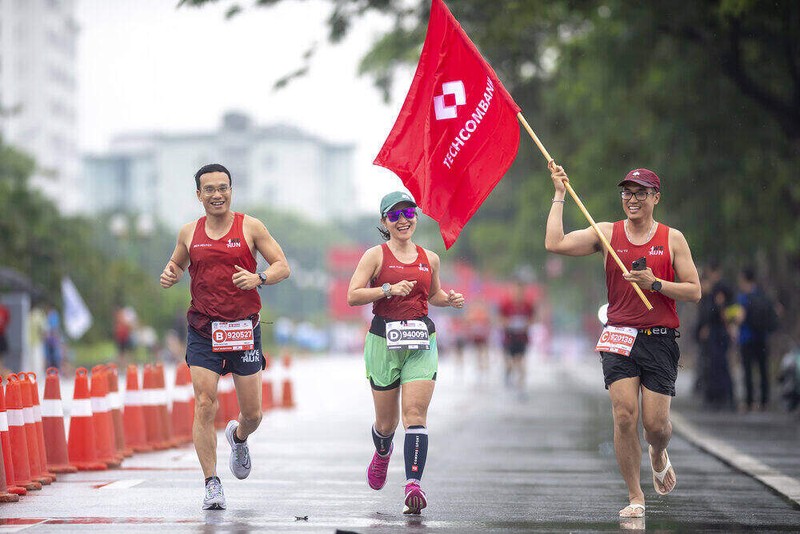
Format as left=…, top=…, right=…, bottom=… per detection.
left=694, top=261, right=734, bottom=410
left=114, top=304, right=138, bottom=366
left=694, top=261, right=721, bottom=396
left=704, top=284, right=735, bottom=410
left=735, top=266, right=778, bottom=412
left=44, top=303, right=65, bottom=372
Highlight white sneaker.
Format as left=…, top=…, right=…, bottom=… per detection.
left=225, top=420, right=252, bottom=480
left=202, top=478, right=226, bottom=510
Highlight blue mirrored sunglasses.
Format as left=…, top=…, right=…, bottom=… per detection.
left=385, top=207, right=417, bottom=222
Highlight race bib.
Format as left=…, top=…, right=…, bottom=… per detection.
left=385, top=320, right=430, bottom=351
left=595, top=326, right=638, bottom=357
left=211, top=319, right=254, bottom=353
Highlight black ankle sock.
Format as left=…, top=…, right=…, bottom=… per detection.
left=233, top=429, right=246, bottom=444
left=372, top=425, right=395, bottom=456
left=404, top=425, right=428, bottom=482
left=205, top=476, right=220, bottom=485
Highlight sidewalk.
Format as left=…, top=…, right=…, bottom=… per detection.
left=670, top=378, right=800, bottom=505
left=565, top=353, right=800, bottom=507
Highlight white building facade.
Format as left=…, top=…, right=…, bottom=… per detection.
left=0, top=0, right=80, bottom=211
left=83, top=112, right=355, bottom=229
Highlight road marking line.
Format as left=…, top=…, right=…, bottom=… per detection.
left=0, top=519, right=48, bottom=532
left=96, top=479, right=145, bottom=490
left=672, top=411, right=800, bottom=506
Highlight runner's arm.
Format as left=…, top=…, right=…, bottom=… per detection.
left=346, top=247, right=386, bottom=306
left=426, top=250, right=464, bottom=308
left=249, top=217, right=290, bottom=285
left=160, top=224, right=192, bottom=289
left=663, top=228, right=702, bottom=303
left=544, top=164, right=606, bottom=256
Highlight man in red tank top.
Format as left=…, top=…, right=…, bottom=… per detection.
left=545, top=164, right=700, bottom=519
left=160, top=164, right=290, bottom=510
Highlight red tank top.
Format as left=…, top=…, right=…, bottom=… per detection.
left=605, top=220, right=679, bottom=329
left=187, top=212, right=261, bottom=332
left=371, top=244, right=432, bottom=320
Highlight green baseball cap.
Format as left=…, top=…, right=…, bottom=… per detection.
left=380, top=191, right=417, bottom=217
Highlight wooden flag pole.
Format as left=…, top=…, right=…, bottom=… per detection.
left=517, top=112, right=653, bottom=311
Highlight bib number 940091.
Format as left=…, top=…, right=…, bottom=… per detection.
left=211, top=319, right=254, bottom=353
left=385, top=320, right=430, bottom=351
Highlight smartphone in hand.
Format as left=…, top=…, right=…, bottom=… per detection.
left=631, top=257, right=647, bottom=271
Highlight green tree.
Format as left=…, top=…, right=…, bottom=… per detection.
left=0, top=138, right=187, bottom=352
left=180, top=0, right=799, bottom=335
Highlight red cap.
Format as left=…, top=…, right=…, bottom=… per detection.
left=618, top=168, right=660, bottom=190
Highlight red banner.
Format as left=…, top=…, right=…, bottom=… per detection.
left=374, top=0, right=521, bottom=248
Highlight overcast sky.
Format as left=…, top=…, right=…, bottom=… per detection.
left=76, top=0, right=409, bottom=213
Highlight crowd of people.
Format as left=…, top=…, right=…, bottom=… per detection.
left=694, top=262, right=780, bottom=413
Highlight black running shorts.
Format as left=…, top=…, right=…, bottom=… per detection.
left=600, top=331, right=680, bottom=396
left=186, top=323, right=264, bottom=376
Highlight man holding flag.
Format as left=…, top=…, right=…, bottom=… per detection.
left=545, top=164, right=701, bottom=518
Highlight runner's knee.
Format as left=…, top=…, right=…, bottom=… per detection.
left=194, top=393, right=217, bottom=422
left=240, top=409, right=262, bottom=429
left=611, top=403, right=638, bottom=431
left=402, top=407, right=427, bottom=427
left=374, top=418, right=399, bottom=436
left=642, top=415, right=671, bottom=438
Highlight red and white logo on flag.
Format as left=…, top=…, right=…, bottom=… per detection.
left=434, top=81, right=466, bottom=120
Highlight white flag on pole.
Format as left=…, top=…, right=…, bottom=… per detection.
left=61, top=276, right=92, bottom=340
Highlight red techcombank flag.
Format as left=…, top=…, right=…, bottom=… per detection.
left=374, top=0, right=521, bottom=249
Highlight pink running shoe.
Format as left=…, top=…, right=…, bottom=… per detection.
left=403, top=482, right=427, bottom=515
left=366, top=444, right=393, bottom=490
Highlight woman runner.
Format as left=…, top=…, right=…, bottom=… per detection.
left=347, top=191, right=465, bottom=514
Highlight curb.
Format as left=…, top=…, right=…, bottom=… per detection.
left=671, top=411, right=800, bottom=508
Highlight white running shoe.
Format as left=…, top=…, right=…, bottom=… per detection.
left=225, top=420, right=252, bottom=480
left=202, top=478, right=226, bottom=510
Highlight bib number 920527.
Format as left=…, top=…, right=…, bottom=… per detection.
left=211, top=319, right=255, bottom=353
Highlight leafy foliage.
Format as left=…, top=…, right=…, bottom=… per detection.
left=180, top=1, right=800, bottom=335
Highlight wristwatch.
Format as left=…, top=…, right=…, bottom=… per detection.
left=381, top=283, right=392, bottom=299
left=258, top=272, right=267, bottom=286
left=651, top=279, right=662, bottom=292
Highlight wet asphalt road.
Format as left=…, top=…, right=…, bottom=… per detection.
left=1, top=352, right=798, bottom=532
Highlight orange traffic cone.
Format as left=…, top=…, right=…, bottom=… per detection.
left=0, top=378, right=27, bottom=495
left=122, top=365, right=151, bottom=453
left=142, top=364, right=168, bottom=450
left=155, top=363, right=177, bottom=448
left=39, top=368, right=77, bottom=473
left=4, top=375, right=43, bottom=489
left=0, top=430, right=19, bottom=502
left=280, top=353, right=295, bottom=408
left=261, top=355, right=275, bottom=411
left=20, top=373, right=57, bottom=483
left=90, top=365, right=122, bottom=468
left=170, top=363, right=193, bottom=445
left=67, top=367, right=107, bottom=471
left=105, top=364, right=132, bottom=458
left=13, top=374, right=52, bottom=485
